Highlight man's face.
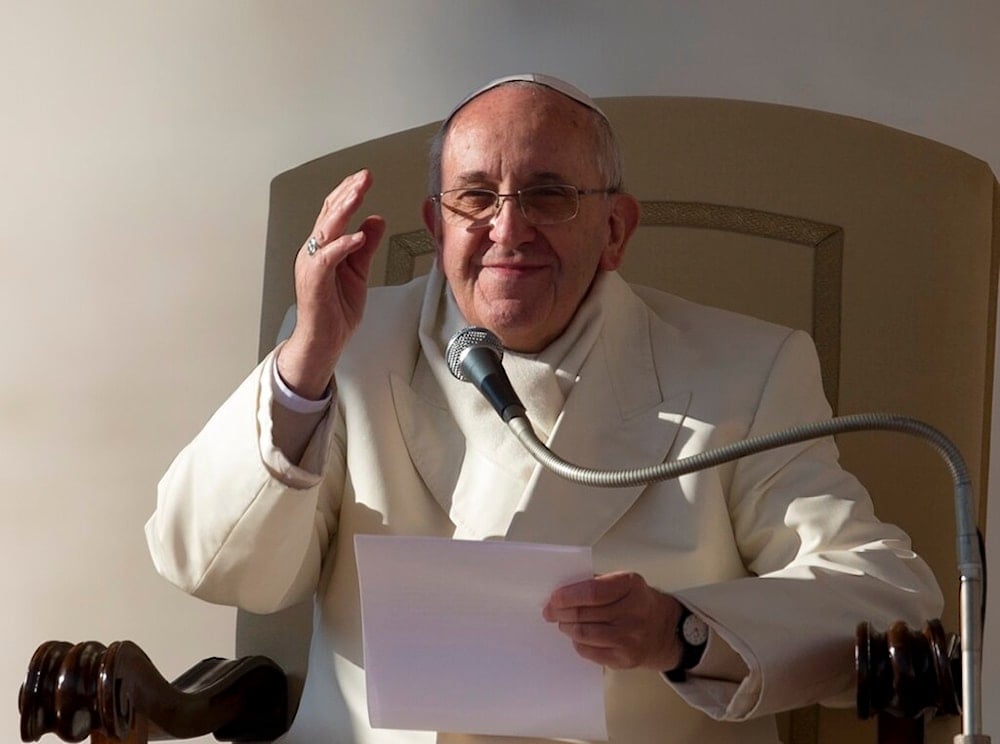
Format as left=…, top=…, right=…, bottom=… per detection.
left=423, top=85, right=638, bottom=353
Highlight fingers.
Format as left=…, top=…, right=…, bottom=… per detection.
left=311, top=229, right=366, bottom=264
left=543, top=572, right=682, bottom=670
left=359, top=213, right=387, bottom=246
left=309, top=169, right=375, bottom=249
left=344, top=214, right=386, bottom=277
left=297, top=169, right=381, bottom=271
left=543, top=571, right=634, bottom=621
left=294, top=168, right=385, bottom=284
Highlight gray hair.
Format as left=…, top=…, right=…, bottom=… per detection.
left=426, top=81, right=625, bottom=196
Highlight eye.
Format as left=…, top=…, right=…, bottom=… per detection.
left=528, top=185, right=573, bottom=198
left=519, top=185, right=580, bottom=224
left=523, top=185, right=577, bottom=208
left=452, top=189, right=497, bottom=211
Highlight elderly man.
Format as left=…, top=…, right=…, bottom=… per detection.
left=147, top=74, right=941, bottom=743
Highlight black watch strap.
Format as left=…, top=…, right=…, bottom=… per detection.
left=665, top=607, right=708, bottom=682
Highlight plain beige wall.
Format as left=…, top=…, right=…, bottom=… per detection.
left=3, top=3, right=999, bottom=742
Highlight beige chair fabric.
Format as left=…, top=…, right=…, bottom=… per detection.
left=245, top=97, right=999, bottom=743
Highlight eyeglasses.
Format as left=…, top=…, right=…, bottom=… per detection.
left=431, top=184, right=617, bottom=228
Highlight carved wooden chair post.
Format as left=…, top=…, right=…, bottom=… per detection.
left=19, top=640, right=288, bottom=743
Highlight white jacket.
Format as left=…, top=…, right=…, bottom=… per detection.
left=147, top=270, right=941, bottom=743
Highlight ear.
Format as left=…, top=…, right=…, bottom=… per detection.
left=422, top=197, right=443, bottom=244
left=599, top=192, right=640, bottom=272
left=422, top=197, right=447, bottom=267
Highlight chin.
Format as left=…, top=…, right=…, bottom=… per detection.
left=467, top=298, right=562, bottom=352
left=488, top=320, right=557, bottom=353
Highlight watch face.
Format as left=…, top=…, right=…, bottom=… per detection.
left=682, top=613, right=709, bottom=646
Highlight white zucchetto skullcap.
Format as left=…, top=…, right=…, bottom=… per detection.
left=443, top=73, right=608, bottom=125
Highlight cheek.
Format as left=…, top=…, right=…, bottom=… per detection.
left=438, top=234, right=478, bottom=282
left=559, top=224, right=610, bottom=277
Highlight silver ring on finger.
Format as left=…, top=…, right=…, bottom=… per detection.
left=306, top=236, right=320, bottom=256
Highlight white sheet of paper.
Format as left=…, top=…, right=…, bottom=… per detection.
left=355, top=534, right=608, bottom=741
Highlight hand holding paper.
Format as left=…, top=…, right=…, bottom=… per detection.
left=543, top=571, right=683, bottom=671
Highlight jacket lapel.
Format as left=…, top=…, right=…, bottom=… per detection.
left=505, top=336, right=690, bottom=546
left=390, top=360, right=463, bottom=517
left=392, top=353, right=534, bottom=538
left=506, top=280, right=692, bottom=546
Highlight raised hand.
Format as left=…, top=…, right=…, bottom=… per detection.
left=277, top=169, right=386, bottom=399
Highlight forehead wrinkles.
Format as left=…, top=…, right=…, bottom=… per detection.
left=443, top=87, right=598, bottom=181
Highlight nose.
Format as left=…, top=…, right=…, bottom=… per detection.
left=488, top=194, right=535, bottom=245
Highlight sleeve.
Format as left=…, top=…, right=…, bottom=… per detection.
left=144, top=348, right=347, bottom=614
left=670, top=330, right=944, bottom=720
left=270, top=354, right=333, bottom=465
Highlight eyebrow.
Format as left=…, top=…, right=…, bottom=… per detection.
left=449, top=171, right=571, bottom=187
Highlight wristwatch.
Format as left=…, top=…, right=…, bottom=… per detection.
left=665, top=606, right=709, bottom=682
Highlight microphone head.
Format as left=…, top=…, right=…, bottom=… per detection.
left=445, top=327, right=504, bottom=381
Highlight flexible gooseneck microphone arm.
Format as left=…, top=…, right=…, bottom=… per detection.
left=445, top=326, right=988, bottom=742
left=509, top=411, right=985, bottom=742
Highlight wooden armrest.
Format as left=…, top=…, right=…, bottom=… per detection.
left=19, top=622, right=957, bottom=743
left=856, top=619, right=961, bottom=743
left=19, top=640, right=289, bottom=743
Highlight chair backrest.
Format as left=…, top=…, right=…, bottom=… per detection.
left=244, top=96, right=999, bottom=744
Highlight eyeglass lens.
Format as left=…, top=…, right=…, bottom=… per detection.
left=440, top=185, right=580, bottom=226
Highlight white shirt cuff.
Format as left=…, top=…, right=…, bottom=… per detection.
left=271, top=362, right=333, bottom=413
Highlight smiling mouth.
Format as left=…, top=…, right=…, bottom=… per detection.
left=478, top=265, right=550, bottom=284
left=482, top=263, right=547, bottom=272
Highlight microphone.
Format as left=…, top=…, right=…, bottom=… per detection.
left=445, top=326, right=986, bottom=739
left=445, top=327, right=526, bottom=422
